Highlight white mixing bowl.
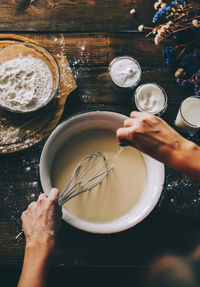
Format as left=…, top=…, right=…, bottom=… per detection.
left=40, top=111, right=165, bottom=234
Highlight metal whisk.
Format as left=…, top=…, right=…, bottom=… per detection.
left=15, top=152, right=111, bottom=241
left=58, top=152, right=112, bottom=206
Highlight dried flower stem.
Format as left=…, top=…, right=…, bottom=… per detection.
left=176, top=47, right=186, bottom=60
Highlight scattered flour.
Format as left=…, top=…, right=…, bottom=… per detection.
left=0, top=55, right=53, bottom=112
left=0, top=126, right=21, bottom=145
left=81, top=45, right=85, bottom=51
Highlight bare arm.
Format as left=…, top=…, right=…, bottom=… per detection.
left=18, top=188, right=62, bottom=287
left=116, top=111, right=200, bottom=181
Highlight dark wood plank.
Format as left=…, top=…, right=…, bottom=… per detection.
left=0, top=0, right=155, bottom=32
left=13, top=32, right=166, bottom=68
left=0, top=266, right=146, bottom=287
left=1, top=212, right=200, bottom=266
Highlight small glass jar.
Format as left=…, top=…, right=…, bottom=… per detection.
left=175, top=96, right=200, bottom=136
left=108, top=56, right=141, bottom=89
left=134, top=83, right=168, bottom=116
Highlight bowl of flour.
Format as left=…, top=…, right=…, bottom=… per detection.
left=0, top=42, right=60, bottom=113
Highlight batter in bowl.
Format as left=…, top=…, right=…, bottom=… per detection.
left=52, top=129, right=147, bottom=222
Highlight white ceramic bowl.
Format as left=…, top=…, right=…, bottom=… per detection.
left=40, top=111, right=165, bottom=234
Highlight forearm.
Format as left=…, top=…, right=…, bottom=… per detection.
left=165, top=140, right=200, bottom=181
left=18, top=241, right=53, bottom=287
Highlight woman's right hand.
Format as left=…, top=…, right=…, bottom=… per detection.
left=116, top=111, right=200, bottom=180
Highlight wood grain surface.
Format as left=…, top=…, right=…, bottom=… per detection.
left=0, top=1, right=200, bottom=286
left=0, top=0, right=154, bottom=32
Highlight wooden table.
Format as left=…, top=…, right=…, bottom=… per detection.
left=0, top=1, right=200, bottom=286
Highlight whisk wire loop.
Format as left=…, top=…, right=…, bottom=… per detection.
left=58, top=152, right=111, bottom=206
left=59, top=167, right=112, bottom=205
left=62, top=153, right=103, bottom=197
left=60, top=154, right=98, bottom=197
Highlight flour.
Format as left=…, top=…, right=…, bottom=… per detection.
left=0, top=55, right=53, bottom=112
left=0, top=126, right=20, bottom=144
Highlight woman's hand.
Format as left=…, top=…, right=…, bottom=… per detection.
left=18, top=188, right=62, bottom=287
left=116, top=111, right=187, bottom=164
left=116, top=111, right=200, bottom=180
left=21, top=188, right=62, bottom=253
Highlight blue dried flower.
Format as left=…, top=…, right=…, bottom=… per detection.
left=170, top=1, right=178, bottom=6
left=163, top=47, right=176, bottom=57
left=193, top=48, right=200, bottom=57
left=165, top=6, right=171, bottom=12
left=153, top=6, right=171, bottom=23
left=166, top=57, right=174, bottom=68
left=180, top=53, right=192, bottom=67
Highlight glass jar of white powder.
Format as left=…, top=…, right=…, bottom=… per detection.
left=0, top=42, right=60, bottom=113
left=108, top=56, right=141, bottom=89
left=134, top=83, right=168, bottom=116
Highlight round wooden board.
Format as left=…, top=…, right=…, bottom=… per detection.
left=0, top=34, right=77, bottom=154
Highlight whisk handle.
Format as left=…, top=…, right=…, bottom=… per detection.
left=119, top=140, right=131, bottom=147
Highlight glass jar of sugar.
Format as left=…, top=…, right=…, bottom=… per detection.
left=175, top=96, right=200, bottom=136
left=134, top=83, right=168, bottom=116
left=108, top=56, right=141, bottom=89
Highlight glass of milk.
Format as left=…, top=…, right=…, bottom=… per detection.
left=108, top=56, right=141, bottom=89
left=134, top=83, right=168, bottom=116
left=175, top=96, right=200, bottom=136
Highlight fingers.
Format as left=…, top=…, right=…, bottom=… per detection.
left=130, top=110, right=154, bottom=120
left=48, top=188, right=59, bottom=203
left=116, top=127, right=134, bottom=140
left=124, top=118, right=135, bottom=127
left=37, top=193, right=47, bottom=202
left=130, top=110, right=142, bottom=118
left=28, top=201, right=37, bottom=210
left=21, top=210, right=27, bottom=220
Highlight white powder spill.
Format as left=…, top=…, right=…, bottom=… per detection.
left=32, top=182, right=38, bottom=187
left=157, top=168, right=200, bottom=219
left=58, top=34, right=74, bottom=92
left=0, top=55, right=53, bottom=111
left=0, top=126, right=21, bottom=145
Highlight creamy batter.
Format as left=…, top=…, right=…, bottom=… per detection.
left=52, top=129, right=147, bottom=222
